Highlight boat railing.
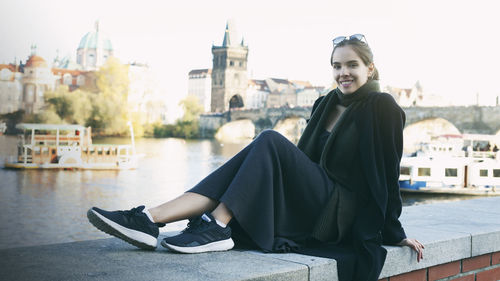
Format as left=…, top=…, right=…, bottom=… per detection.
left=80, top=144, right=134, bottom=163
left=468, top=151, right=497, bottom=159
left=18, top=154, right=32, bottom=163
left=16, top=135, right=25, bottom=146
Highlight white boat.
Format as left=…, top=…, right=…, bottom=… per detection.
left=399, top=133, right=500, bottom=195
left=4, top=123, right=139, bottom=170
left=399, top=156, right=500, bottom=196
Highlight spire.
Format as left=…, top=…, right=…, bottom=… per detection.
left=53, top=49, right=60, bottom=67
left=222, top=22, right=230, bottom=47
left=414, top=80, right=423, bottom=93
left=30, top=44, right=37, bottom=55
left=240, top=37, right=245, bottom=46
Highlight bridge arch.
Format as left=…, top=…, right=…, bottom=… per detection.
left=229, top=94, right=244, bottom=109
left=214, top=119, right=254, bottom=143
left=273, top=116, right=307, bottom=144
left=403, top=117, right=461, bottom=153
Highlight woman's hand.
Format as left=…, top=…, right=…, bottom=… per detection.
left=397, top=238, right=424, bottom=262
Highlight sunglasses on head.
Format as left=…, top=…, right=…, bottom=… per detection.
left=332, top=34, right=368, bottom=47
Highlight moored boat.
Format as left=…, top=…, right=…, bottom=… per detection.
left=399, top=156, right=500, bottom=196
left=4, top=123, right=139, bottom=170
left=399, top=133, right=500, bottom=196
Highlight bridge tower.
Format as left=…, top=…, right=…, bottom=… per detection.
left=210, top=21, right=249, bottom=112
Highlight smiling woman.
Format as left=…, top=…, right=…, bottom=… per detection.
left=331, top=34, right=377, bottom=94
left=85, top=34, right=423, bottom=281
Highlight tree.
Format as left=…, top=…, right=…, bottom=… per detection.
left=44, top=85, right=74, bottom=121
left=18, top=57, right=147, bottom=137
left=179, top=95, right=203, bottom=122
left=0, top=110, right=25, bottom=134
left=43, top=85, right=93, bottom=125
left=87, top=57, right=130, bottom=135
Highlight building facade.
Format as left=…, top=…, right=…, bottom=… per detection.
left=21, top=54, right=56, bottom=114
left=265, top=78, right=297, bottom=108
left=188, top=69, right=212, bottom=113
left=246, top=79, right=269, bottom=109
left=52, top=68, right=88, bottom=91
left=296, top=87, right=321, bottom=107
left=0, top=65, right=23, bottom=114
left=211, top=21, right=249, bottom=112
left=128, top=63, right=168, bottom=124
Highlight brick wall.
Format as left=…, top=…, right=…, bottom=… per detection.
left=379, top=251, right=500, bottom=281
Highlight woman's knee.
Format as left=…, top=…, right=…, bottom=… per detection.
left=256, top=130, right=285, bottom=144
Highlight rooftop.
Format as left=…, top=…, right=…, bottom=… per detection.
left=25, top=55, right=48, bottom=68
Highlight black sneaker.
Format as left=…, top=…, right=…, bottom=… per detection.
left=161, top=213, right=234, bottom=253
left=87, top=205, right=165, bottom=250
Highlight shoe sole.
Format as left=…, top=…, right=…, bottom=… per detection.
left=161, top=238, right=234, bottom=254
left=87, top=209, right=157, bottom=250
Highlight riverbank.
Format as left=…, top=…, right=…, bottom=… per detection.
left=0, top=135, right=492, bottom=250
left=1, top=197, right=499, bottom=280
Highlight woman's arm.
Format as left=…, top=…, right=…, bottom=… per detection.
left=378, top=94, right=407, bottom=244
left=378, top=94, right=424, bottom=262
left=397, top=238, right=425, bottom=262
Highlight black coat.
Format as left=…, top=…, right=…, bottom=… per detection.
left=296, top=83, right=407, bottom=281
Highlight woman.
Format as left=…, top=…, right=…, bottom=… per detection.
left=87, top=34, right=423, bottom=281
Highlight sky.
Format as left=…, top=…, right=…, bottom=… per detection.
left=1, top=0, right=500, bottom=107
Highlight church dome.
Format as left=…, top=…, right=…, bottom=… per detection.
left=25, top=55, right=48, bottom=68
left=77, top=22, right=113, bottom=51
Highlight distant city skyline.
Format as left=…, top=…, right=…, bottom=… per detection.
left=1, top=0, right=499, bottom=107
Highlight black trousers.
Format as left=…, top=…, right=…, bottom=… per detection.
left=188, top=130, right=335, bottom=252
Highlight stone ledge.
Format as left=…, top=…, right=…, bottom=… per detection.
left=1, top=197, right=500, bottom=281
left=380, top=197, right=500, bottom=278
left=0, top=238, right=312, bottom=281
left=245, top=250, right=338, bottom=281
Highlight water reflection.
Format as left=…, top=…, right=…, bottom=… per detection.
left=0, top=135, right=479, bottom=249
left=0, top=135, right=253, bottom=249
left=401, top=193, right=480, bottom=206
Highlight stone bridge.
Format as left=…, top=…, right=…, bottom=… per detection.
left=200, top=105, right=500, bottom=135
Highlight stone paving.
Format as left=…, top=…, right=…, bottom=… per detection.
left=1, top=197, right=499, bottom=281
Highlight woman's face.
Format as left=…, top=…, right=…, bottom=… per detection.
left=332, top=46, right=373, bottom=94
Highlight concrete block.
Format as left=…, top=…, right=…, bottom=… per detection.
left=245, top=250, right=338, bottom=281
left=401, top=198, right=500, bottom=235
left=472, top=230, right=500, bottom=256
left=379, top=226, right=471, bottom=278
left=0, top=238, right=309, bottom=281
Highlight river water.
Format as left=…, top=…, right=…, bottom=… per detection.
left=0, top=135, right=475, bottom=249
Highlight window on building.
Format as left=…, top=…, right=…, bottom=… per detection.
left=494, top=169, right=500, bottom=177
left=239, top=61, right=243, bottom=67
left=400, top=166, right=410, bottom=175
left=25, top=84, right=35, bottom=102
left=88, top=53, right=96, bottom=66
left=63, top=74, right=72, bottom=85
left=418, top=167, right=431, bottom=176
left=479, top=169, right=488, bottom=177
left=77, top=75, right=85, bottom=86
left=230, top=60, right=234, bottom=66
left=445, top=168, right=458, bottom=177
